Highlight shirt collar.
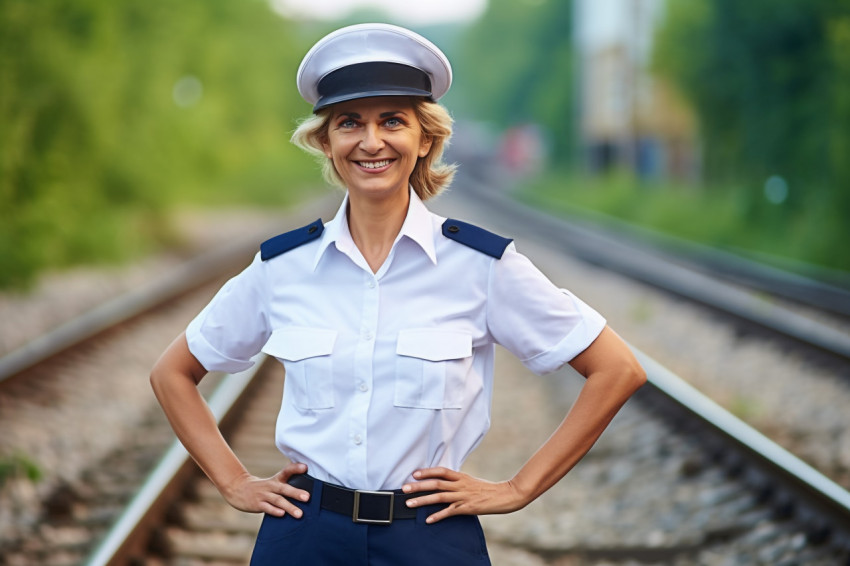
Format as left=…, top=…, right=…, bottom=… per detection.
left=398, top=188, right=438, bottom=265
left=312, top=187, right=437, bottom=271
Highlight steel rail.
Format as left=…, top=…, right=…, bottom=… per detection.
left=634, top=347, right=850, bottom=538
left=49, top=176, right=850, bottom=560
left=83, top=348, right=850, bottom=564
left=454, top=181, right=850, bottom=361
left=82, top=355, right=269, bottom=566
left=539, top=203, right=850, bottom=317
left=0, top=194, right=338, bottom=384
left=0, top=238, right=256, bottom=383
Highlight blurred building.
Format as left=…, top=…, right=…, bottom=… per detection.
left=575, top=0, right=699, bottom=182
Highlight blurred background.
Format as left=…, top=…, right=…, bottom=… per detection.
left=2, top=0, right=849, bottom=289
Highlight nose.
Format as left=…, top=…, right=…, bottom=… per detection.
left=359, top=123, right=385, bottom=154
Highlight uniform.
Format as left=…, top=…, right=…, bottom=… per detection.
left=175, top=22, right=620, bottom=566
left=185, top=190, right=606, bottom=564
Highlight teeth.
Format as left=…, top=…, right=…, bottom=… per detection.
left=358, top=160, right=391, bottom=169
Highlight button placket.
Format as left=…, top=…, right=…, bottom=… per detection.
left=347, top=272, right=380, bottom=486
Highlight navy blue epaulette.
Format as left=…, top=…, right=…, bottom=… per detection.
left=441, top=219, right=513, bottom=259
left=260, top=218, right=324, bottom=261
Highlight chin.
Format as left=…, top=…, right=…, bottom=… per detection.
left=349, top=180, right=408, bottom=197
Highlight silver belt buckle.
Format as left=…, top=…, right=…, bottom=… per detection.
left=352, top=490, right=394, bottom=524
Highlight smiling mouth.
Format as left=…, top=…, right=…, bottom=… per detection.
left=356, top=159, right=393, bottom=169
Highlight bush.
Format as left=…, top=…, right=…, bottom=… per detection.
left=0, top=0, right=319, bottom=288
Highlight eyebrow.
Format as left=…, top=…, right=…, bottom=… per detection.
left=336, top=110, right=407, bottom=119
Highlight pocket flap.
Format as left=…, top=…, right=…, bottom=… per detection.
left=262, top=327, right=337, bottom=361
left=396, top=329, right=472, bottom=361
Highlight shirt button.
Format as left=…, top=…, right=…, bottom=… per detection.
left=368, top=280, right=376, bottom=289
left=353, top=434, right=362, bottom=445
left=363, top=331, right=373, bottom=341
left=359, top=383, right=369, bottom=392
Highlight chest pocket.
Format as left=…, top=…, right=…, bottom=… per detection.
left=262, top=328, right=337, bottom=410
left=395, top=329, right=473, bottom=410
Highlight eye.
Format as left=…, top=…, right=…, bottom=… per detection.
left=338, top=118, right=357, bottom=129
left=384, top=117, right=403, bottom=128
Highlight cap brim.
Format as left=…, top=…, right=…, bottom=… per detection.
left=297, top=23, right=452, bottom=110
left=314, top=88, right=433, bottom=112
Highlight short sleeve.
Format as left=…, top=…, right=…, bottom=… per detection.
left=486, top=243, right=606, bottom=375
left=186, top=252, right=271, bottom=373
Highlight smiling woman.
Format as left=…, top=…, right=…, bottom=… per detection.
left=324, top=100, right=431, bottom=198
left=150, top=22, right=646, bottom=566
left=291, top=97, right=454, bottom=202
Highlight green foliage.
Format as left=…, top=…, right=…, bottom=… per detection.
left=0, top=0, right=318, bottom=288
left=450, top=0, right=576, bottom=164
left=0, top=452, right=42, bottom=486
left=522, top=171, right=850, bottom=274
left=653, top=0, right=850, bottom=209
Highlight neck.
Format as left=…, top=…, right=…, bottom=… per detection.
left=347, top=188, right=410, bottom=273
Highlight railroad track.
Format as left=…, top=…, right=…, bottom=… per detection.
left=85, top=187, right=850, bottom=562
left=81, top=350, right=850, bottom=564
left=0, top=198, right=337, bottom=566
left=85, top=356, right=281, bottom=565
left=437, top=166, right=850, bottom=491
left=450, top=166, right=850, bottom=363
left=3, top=170, right=850, bottom=564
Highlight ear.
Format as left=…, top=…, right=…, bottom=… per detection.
left=321, top=139, right=333, bottom=159
left=418, top=136, right=433, bottom=158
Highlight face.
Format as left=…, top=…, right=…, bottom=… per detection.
left=322, top=97, right=432, bottom=200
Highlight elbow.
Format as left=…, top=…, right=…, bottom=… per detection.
left=622, top=356, right=647, bottom=395
left=149, top=360, right=168, bottom=400
left=149, top=332, right=206, bottom=399
left=149, top=353, right=181, bottom=400
left=586, top=357, right=646, bottom=400
left=631, top=362, right=648, bottom=392
left=598, top=354, right=646, bottom=398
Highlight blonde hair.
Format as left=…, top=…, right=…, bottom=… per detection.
left=290, top=98, right=456, bottom=201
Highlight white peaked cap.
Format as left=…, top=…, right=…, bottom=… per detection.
left=296, top=23, right=453, bottom=112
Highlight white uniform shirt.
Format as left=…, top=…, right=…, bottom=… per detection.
left=186, top=190, right=606, bottom=490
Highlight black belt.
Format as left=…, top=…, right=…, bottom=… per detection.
left=288, top=474, right=427, bottom=524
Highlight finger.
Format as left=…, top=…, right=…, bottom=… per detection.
left=403, top=468, right=463, bottom=494
left=412, top=467, right=459, bottom=481
left=264, top=492, right=306, bottom=519
left=274, top=463, right=310, bottom=502
left=281, top=483, right=311, bottom=502
left=258, top=501, right=286, bottom=517
left=425, top=504, right=458, bottom=524
left=277, top=462, right=308, bottom=480
left=263, top=502, right=304, bottom=519
left=401, top=479, right=449, bottom=494
left=404, top=491, right=457, bottom=509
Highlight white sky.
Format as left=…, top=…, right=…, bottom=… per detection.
left=271, top=0, right=488, bottom=25
left=576, top=0, right=665, bottom=52
left=577, top=0, right=622, bottom=48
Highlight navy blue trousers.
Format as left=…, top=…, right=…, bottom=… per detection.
left=249, top=477, right=492, bottom=565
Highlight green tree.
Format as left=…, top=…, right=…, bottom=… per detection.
left=653, top=0, right=850, bottom=268
left=0, top=0, right=313, bottom=288
left=654, top=0, right=850, bottom=202
left=451, top=0, right=576, bottom=165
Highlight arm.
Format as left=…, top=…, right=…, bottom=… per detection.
left=402, top=326, right=646, bottom=523
left=150, top=332, right=310, bottom=517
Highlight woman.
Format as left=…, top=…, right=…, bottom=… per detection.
left=151, top=23, right=646, bottom=565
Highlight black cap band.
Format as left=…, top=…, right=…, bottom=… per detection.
left=314, top=61, right=432, bottom=112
